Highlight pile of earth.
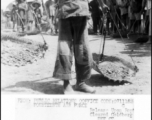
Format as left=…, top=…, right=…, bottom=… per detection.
left=1, top=33, right=46, bottom=67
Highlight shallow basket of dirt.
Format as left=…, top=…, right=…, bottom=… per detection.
left=92, top=54, right=139, bottom=82
left=1, top=33, right=46, bottom=67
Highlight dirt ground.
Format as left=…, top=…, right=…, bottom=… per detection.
left=1, top=29, right=151, bottom=95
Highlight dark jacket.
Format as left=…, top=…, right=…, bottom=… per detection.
left=130, top=0, right=143, bottom=13
left=56, top=0, right=90, bottom=19
left=89, top=0, right=101, bottom=16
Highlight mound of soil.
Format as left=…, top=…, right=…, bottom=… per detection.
left=1, top=34, right=46, bottom=67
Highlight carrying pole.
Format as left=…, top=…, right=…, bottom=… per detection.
left=99, top=12, right=107, bottom=61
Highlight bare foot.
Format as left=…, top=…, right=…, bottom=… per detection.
left=63, top=80, right=74, bottom=94
left=75, top=82, right=96, bottom=94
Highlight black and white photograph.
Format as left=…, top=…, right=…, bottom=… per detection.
left=1, top=0, right=151, bottom=95
left=1, top=0, right=151, bottom=119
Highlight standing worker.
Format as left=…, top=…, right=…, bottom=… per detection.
left=53, top=0, right=108, bottom=94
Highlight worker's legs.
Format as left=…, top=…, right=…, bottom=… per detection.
left=53, top=18, right=73, bottom=80
left=53, top=18, right=74, bottom=93
left=53, top=17, right=95, bottom=94
left=71, top=17, right=95, bottom=93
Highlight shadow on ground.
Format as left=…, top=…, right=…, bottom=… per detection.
left=1, top=79, right=64, bottom=94
left=87, top=74, right=131, bottom=87
left=120, top=43, right=151, bottom=57
left=1, top=74, right=131, bottom=94
left=113, top=37, right=151, bottom=57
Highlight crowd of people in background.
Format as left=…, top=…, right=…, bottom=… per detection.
left=89, top=0, right=151, bottom=43
left=1, top=0, right=151, bottom=43
left=2, top=0, right=58, bottom=35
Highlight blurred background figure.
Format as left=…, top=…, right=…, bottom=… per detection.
left=45, top=0, right=56, bottom=35
left=27, top=0, right=35, bottom=32
left=129, top=0, right=144, bottom=33
left=145, top=0, right=151, bottom=43
left=1, top=9, right=6, bottom=28
left=32, top=0, right=42, bottom=31
left=11, top=2, right=18, bottom=32
left=16, top=0, right=28, bottom=33
left=106, top=0, right=117, bottom=34
left=54, top=0, right=59, bottom=34
left=89, top=0, right=102, bottom=34
left=128, top=0, right=135, bottom=32
left=3, top=9, right=11, bottom=29
left=116, top=0, right=129, bottom=31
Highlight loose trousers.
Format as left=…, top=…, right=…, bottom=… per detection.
left=53, top=17, right=93, bottom=82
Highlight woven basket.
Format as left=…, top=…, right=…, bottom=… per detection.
left=92, top=55, right=139, bottom=81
